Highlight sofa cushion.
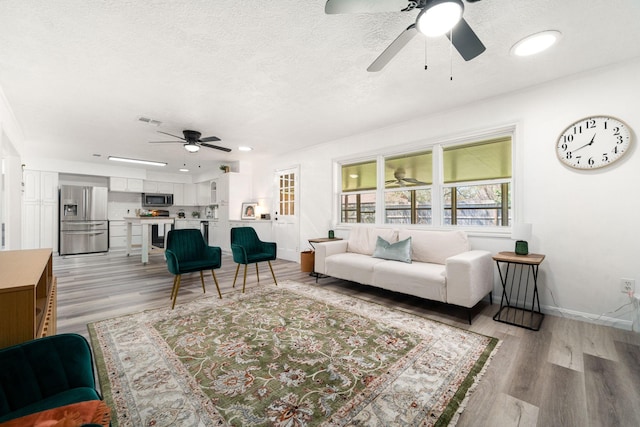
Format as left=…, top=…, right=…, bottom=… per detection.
left=347, top=227, right=398, bottom=255
left=398, top=229, right=469, bottom=265
left=373, top=261, right=447, bottom=303
left=325, top=252, right=386, bottom=285
left=372, top=236, right=412, bottom=263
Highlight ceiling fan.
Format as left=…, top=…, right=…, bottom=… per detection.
left=149, top=130, right=231, bottom=153
left=385, top=168, right=428, bottom=186
left=325, top=0, right=486, bottom=72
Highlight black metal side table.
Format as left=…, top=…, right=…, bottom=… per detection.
left=493, top=251, right=545, bottom=331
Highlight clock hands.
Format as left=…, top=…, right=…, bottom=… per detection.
left=572, top=133, right=596, bottom=153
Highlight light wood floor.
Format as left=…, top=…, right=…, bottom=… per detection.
left=54, top=250, right=640, bottom=427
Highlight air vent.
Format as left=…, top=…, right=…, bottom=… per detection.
left=137, top=116, right=162, bottom=126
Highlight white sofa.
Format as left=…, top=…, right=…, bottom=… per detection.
left=314, top=227, right=494, bottom=321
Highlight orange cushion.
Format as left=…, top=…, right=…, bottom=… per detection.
left=0, top=400, right=110, bottom=427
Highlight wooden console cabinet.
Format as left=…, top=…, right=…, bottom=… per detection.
left=0, top=249, right=57, bottom=348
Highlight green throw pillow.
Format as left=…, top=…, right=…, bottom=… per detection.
left=372, top=236, right=412, bottom=263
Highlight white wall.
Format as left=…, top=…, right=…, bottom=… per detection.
left=253, top=57, right=640, bottom=328
left=0, top=87, right=25, bottom=249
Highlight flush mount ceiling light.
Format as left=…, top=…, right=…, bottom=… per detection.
left=179, top=168, right=189, bottom=172
left=108, top=156, right=166, bottom=167
left=511, top=30, right=562, bottom=57
left=238, top=146, right=253, bottom=152
left=184, top=143, right=200, bottom=153
left=416, top=0, right=463, bottom=37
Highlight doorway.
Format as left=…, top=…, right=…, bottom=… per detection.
left=272, top=166, right=299, bottom=262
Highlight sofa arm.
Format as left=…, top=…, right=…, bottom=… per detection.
left=445, top=250, right=494, bottom=308
left=314, top=240, right=348, bottom=273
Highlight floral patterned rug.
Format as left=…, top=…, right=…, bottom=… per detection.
left=88, top=281, right=498, bottom=427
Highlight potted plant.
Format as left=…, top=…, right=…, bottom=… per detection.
left=219, top=165, right=230, bottom=173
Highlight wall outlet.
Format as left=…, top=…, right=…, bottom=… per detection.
left=621, top=278, right=636, bottom=293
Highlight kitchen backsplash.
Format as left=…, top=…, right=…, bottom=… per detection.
left=107, top=192, right=206, bottom=220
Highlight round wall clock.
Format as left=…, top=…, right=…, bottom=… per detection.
left=556, top=115, right=632, bottom=169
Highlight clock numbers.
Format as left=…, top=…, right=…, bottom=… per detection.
left=556, top=116, right=632, bottom=170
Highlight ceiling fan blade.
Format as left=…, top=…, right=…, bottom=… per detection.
left=368, top=24, right=418, bottom=72
left=157, top=130, right=186, bottom=140
left=200, top=142, right=231, bottom=152
left=199, top=136, right=221, bottom=142
left=446, top=18, right=486, bottom=61
left=148, top=140, right=182, bottom=144
left=403, top=178, right=427, bottom=185
left=325, top=0, right=408, bottom=14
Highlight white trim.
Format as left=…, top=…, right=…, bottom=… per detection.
left=334, top=124, right=518, bottom=233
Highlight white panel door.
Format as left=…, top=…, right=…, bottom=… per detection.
left=272, top=166, right=299, bottom=261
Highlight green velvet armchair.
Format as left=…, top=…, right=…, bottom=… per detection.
left=230, top=226, right=278, bottom=293
left=0, top=333, right=103, bottom=424
left=165, top=228, right=223, bottom=309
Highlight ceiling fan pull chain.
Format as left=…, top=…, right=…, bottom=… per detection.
left=424, top=38, right=428, bottom=70
left=449, top=29, right=454, bottom=81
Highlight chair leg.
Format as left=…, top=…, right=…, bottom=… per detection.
left=172, top=275, right=182, bottom=309
left=170, top=275, right=179, bottom=300
left=267, top=261, right=278, bottom=286
left=233, top=264, right=240, bottom=288
left=199, top=271, right=207, bottom=294
left=255, top=263, right=260, bottom=283
left=211, top=270, right=222, bottom=299
left=242, top=264, right=248, bottom=293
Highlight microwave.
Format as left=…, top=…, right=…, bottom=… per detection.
left=142, top=193, right=174, bottom=207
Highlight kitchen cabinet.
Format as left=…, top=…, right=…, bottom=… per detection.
left=173, top=183, right=184, bottom=205
left=229, top=221, right=273, bottom=241
left=143, top=181, right=174, bottom=193
left=182, top=184, right=197, bottom=206
left=210, top=173, right=252, bottom=252
left=22, top=170, right=58, bottom=250
left=110, top=177, right=143, bottom=193
left=197, top=181, right=210, bottom=205
left=214, top=173, right=251, bottom=220
left=109, top=220, right=141, bottom=249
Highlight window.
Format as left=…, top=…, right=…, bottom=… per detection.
left=340, top=161, right=376, bottom=223
left=384, top=151, right=432, bottom=224
left=338, top=133, right=513, bottom=229
left=442, top=137, right=512, bottom=226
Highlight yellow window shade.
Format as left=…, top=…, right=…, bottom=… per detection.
left=342, top=160, right=377, bottom=192
left=443, top=137, right=512, bottom=183
left=385, top=151, right=432, bottom=187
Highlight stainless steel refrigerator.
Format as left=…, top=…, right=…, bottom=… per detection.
left=59, top=185, right=109, bottom=255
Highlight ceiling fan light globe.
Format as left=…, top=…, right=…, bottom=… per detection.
left=184, top=143, right=200, bottom=153
left=417, top=0, right=464, bottom=37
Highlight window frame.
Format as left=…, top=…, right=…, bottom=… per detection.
left=335, top=125, right=518, bottom=235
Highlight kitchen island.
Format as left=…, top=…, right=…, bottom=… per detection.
left=124, top=216, right=175, bottom=264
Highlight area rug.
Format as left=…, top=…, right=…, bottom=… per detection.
left=88, top=281, right=499, bottom=427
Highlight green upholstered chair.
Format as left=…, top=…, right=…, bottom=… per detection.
left=230, top=227, right=278, bottom=293
left=0, top=333, right=103, bottom=424
left=165, top=228, right=222, bottom=309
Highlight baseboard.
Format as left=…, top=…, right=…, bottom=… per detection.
left=540, top=304, right=633, bottom=331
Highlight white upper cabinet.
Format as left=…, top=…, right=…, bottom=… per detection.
left=143, top=181, right=174, bottom=193
left=110, top=177, right=143, bottom=193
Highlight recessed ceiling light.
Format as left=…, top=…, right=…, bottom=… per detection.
left=179, top=168, right=189, bottom=172
left=511, top=30, right=562, bottom=57
left=238, top=146, right=253, bottom=152
left=108, top=156, right=167, bottom=167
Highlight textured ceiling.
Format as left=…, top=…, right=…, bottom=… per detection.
left=1, top=0, right=640, bottom=174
